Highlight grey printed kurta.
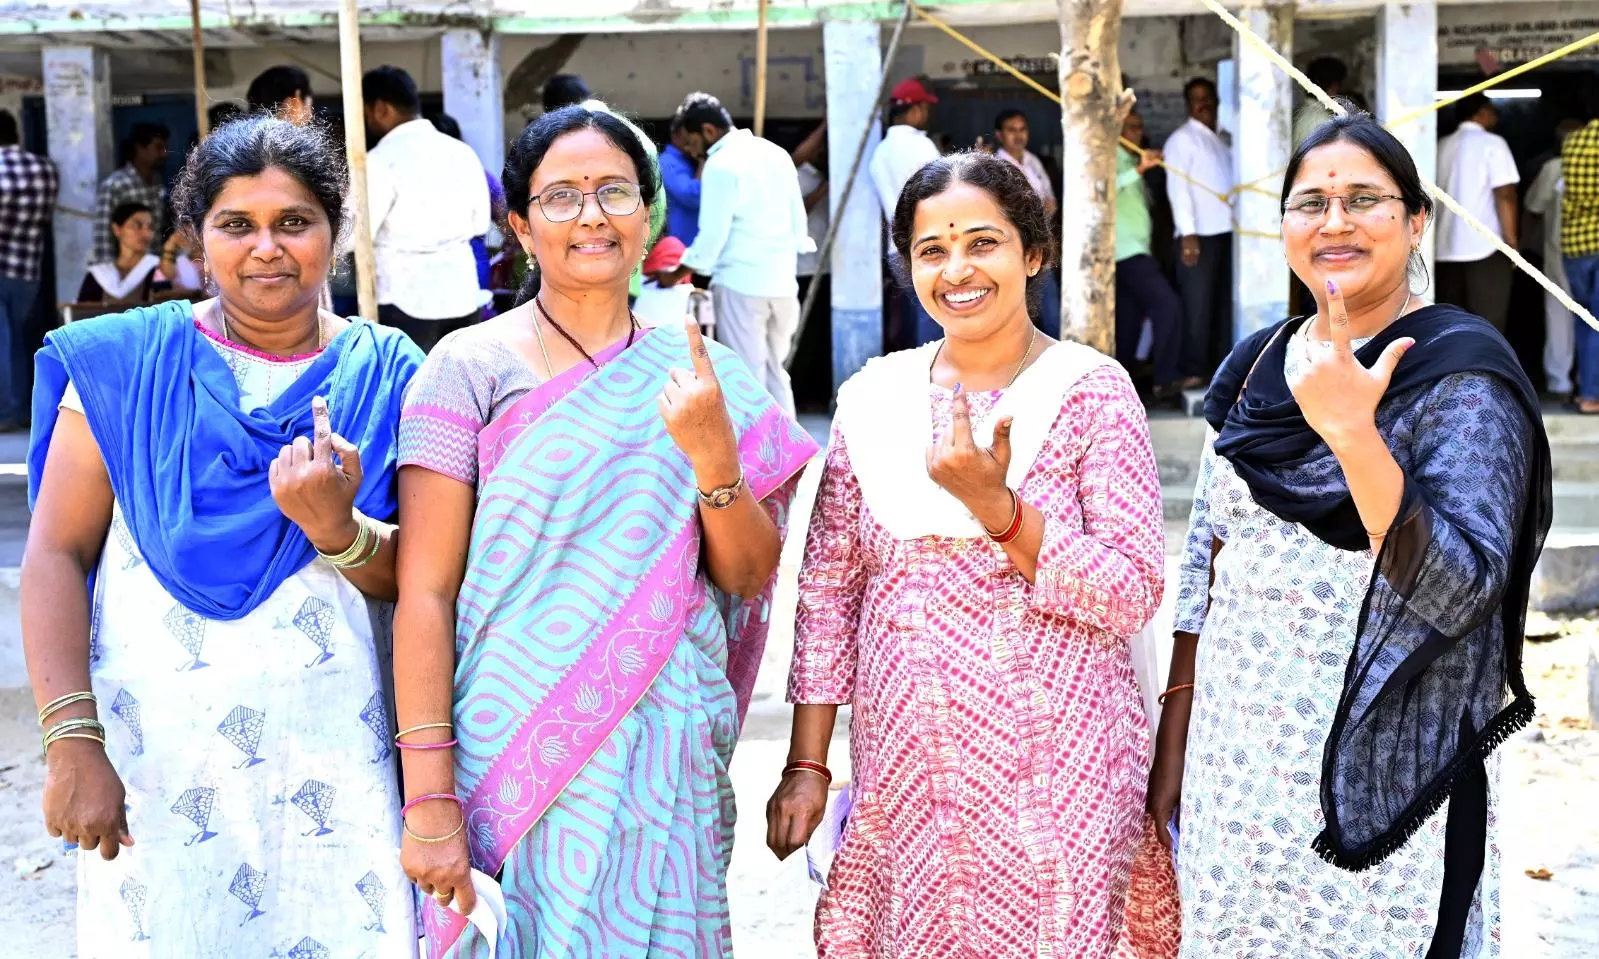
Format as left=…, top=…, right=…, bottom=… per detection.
left=1172, top=335, right=1514, bottom=959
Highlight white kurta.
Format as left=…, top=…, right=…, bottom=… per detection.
left=68, top=333, right=416, bottom=959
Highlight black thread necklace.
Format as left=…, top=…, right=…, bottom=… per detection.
left=533, top=297, right=638, bottom=369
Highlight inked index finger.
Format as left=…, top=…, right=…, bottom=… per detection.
left=1324, top=280, right=1353, bottom=353
left=312, top=395, right=332, bottom=459
left=950, top=384, right=976, bottom=447
left=685, top=319, right=716, bottom=379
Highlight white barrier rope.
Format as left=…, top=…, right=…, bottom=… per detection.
left=1197, top=0, right=1598, bottom=331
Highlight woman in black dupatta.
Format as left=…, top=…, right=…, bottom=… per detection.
left=1146, top=110, right=1550, bottom=958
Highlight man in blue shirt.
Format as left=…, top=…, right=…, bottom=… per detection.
left=666, top=92, right=813, bottom=416
left=660, top=109, right=702, bottom=246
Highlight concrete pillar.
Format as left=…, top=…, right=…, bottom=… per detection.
left=1377, top=0, right=1438, bottom=275
left=441, top=30, right=505, bottom=178
left=1232, top=3, right=1294, bottom=342
left=43, top=46, right=112, bottom=306
left=822, top=19, right=884, bottom=392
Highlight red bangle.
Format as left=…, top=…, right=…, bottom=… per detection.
left=783, top=759, right=833, bottom=785
left=985, top=489, right=1024, bottom=544
left=1157, top=683, right=1194, bottom=706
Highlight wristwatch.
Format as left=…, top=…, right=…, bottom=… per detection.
left=697, top=474, right=745, bottom=510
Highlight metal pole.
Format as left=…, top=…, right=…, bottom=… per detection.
left=190, top=0, right=209, bottom=139
left=338, top=0, right=379, bottom=322
left=789, top=2, right=912, bottom=368
left=754, top=0, right=770, bottom=136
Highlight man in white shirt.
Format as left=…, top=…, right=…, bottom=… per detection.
left=870, top=78, right=942, bottom=348
left=1525, top=118, right=1584, bottom=395
left=1435, top=95, right=1520, bottom=333
left=362, top=65, right=491, bottom=352
left=669, top=92, right=813, bottom=416
left=1163, top=77, right=1236, bottom=384
left=993, top=109, right=1060, bottom=336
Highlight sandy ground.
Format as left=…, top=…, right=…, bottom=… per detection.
left=3, top=472, right=1596, bottom=956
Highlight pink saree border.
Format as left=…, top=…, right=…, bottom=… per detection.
left=475, top=333, right=642, bottom=478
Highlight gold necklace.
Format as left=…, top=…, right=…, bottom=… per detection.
left=218, top=304, right=325, bottom=354
left=930, top=327, right=1039, bottom=389
left=1008, top=328, right=1039, bottom=387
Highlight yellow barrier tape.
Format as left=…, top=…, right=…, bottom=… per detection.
left=1229, top=27, right=1599, bottom=198
left=1389, top=29, right=1599, bottom=130
left=908, top=2, right=1239, bottom=207
left=1197, top=0, right=1598, bottom=332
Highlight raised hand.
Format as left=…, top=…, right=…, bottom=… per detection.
left=1288, top=280, right=1413, bottom=452
left=658, top=320, right=739, bottom=482
left=926, top=385, right=1014, bottom=527
left=270, top=396, right=364, bottom=550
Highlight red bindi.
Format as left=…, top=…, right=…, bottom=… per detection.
left=1327, top=170, right=1337, bottom=177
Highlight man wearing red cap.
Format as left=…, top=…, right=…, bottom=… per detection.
left=870, top=77, right=943, bottom=348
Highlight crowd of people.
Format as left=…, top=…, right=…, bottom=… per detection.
left=1, top=50, right=1595, bottom=959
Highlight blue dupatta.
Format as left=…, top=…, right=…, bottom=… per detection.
left=28, top=301, right=422, bottom=621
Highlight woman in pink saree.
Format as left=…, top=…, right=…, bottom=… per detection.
left=392, top=105, right=818, bottom=957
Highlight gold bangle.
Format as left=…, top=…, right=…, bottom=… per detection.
left=44, top=717, right=105, bottom=737
left=403, top=815, right=466, bottom=844
left=396, top=722, right=453, bottom=741
left=38, top=691, right=96, bottom=725
left=348, top=519, right=383, bottom=570
left=317, top=514, right=373, bottom=569
left=43, top=731, right=106, bottom=751
left=42, top=718, right=107, bottom=752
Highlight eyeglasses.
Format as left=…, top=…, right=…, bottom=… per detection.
left=529, top=182, right=643, bottom=223
left=1282, top=193, right=1404, bottom=223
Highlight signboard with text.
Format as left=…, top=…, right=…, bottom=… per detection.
left=1438, top=4, right=1599, bottom=66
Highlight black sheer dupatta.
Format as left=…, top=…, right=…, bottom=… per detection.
left=1204, top=305, right=1552, bottom=955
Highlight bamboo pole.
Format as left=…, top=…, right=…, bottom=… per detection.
left=754, top=0, right=769, bottom=136
left=338, top=0, right=378, bottom=322
left=190, top=0, right=208, bottom=139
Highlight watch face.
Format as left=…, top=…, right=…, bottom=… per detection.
left=709, top=486, right=738, bottom=509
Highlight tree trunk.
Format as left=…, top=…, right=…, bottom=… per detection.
left=1057, top=0, right=1132, bottom=356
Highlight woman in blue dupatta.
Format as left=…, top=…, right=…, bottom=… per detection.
left=22, top=116, right=422, bottom=957
left=393, top=105, right=818, bottom=957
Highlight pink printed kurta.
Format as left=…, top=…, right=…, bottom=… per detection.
left=789, top=366, right=1168, bottom=959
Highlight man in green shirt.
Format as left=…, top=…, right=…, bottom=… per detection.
left=1115, top=109, right=1183, bottom=403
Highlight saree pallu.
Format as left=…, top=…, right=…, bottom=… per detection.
left=423, top=327, right=818, bottom=958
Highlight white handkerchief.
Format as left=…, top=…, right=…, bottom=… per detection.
left=450, top=869, right=508, bottom=958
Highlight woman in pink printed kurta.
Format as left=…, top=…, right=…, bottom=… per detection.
left=787, top=365, right=1166, bottom=959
